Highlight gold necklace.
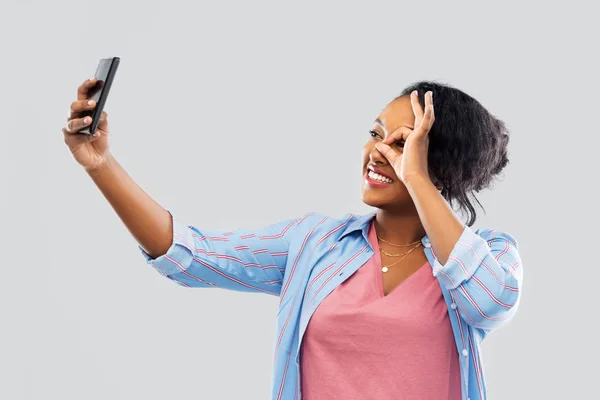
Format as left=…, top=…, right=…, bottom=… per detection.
left=377, top=235, right=421, bottom=247
left=379, top=248, right=413, bottom=257
left=381, top=242, right=422, bottom=273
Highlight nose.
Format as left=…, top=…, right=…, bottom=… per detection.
left=369, top=143, right=388, bottom=165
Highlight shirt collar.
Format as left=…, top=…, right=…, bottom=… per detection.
left=338, top=210, right=431, bottom=247
left=339, top=211, right=377, bottom=240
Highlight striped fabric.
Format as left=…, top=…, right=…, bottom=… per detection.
left=139, top=211, right=523, bottom=400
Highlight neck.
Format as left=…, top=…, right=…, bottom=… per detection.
left=373, top=208, right=426, bottom=245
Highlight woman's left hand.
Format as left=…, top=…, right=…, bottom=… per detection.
left=375, top=90, right=435, bottom=185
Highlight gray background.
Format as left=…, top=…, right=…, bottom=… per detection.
left=1, top=0, right=598, bottom=399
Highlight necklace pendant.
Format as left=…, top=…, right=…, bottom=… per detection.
left=381, top=266, right=389, bottom=273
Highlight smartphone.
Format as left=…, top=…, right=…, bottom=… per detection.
left=79, top=57, right=120, bottom=135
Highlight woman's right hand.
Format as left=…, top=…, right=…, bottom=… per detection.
left=63, top=78, right=111, bottom=171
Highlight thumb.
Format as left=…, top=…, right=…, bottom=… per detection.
left=96, top=111, right=109, bottom=131
left=375, top=142, right=398, bottom=164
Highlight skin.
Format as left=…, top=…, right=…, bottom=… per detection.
left=63, top=80, right=465, bottom=294
left=362, top=92, right=465, bottom=295
left=63, top=78, right=173, bottom=259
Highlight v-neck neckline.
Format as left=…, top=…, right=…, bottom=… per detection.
left=368, top=222, right=429, bottom=298
left=374, top=258, right=429, bottom=298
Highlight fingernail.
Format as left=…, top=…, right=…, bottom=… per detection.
left=84, top=117, right=90, bottom=123
left=88, top=100, right=94, bottom=106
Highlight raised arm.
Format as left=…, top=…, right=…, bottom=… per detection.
left=63, top=78, right=316, bottom=295
left=63, top=78, right=177, bottom=259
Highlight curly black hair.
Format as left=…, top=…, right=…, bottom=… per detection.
left=397, top=81, right=510, bottom=227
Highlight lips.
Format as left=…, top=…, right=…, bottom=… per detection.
left=367, top=166, right=394, bottom=180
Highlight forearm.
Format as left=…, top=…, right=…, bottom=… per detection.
left=405, top=176, right=464, bottom=265
left=86, top=153, right=173, bottom=259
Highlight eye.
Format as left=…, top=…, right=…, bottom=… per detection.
left=395, top=139, right=405, bottom=148
left=369, top=130, right=382, bottom=139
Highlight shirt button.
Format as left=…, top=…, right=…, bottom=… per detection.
left=462, top=349, right=468, bottom=357
left=450, top=303, right=457, bottom=309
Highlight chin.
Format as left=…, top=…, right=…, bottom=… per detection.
left=361, top=190, right=390, bottom=209
left=361, top=186, right=411, bottom=210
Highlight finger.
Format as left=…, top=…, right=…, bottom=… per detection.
left=69, top=99, right=97, bottom=120
left=77, top=77, right=97, bottom=101
left=424, top=90, right=433, bottom=109
left=63, top=126, right=94, bottom=144
left=410, top=91, right=424, bottom=125
left=374, top=142, right=400, bottom=165
left=413, top=99, right=435, bottom=139
left=382, top=126, right=412, bottom=144
left=422, top=91, right=434, bottom=129
left=65, top=116, right=92, bottom=133
left=427, top=102, right=435, bottom=130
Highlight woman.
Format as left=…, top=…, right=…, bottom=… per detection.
left=63, top=79, right=523, bottom=400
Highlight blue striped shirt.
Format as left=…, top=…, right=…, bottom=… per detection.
left=139, top=211, right=523, bottom=400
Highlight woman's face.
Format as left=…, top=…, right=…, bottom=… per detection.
left=361, top=96, right=417, bottom=210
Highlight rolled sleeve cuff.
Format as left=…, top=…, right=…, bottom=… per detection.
left=138, top=212, right=196, bottom=276
left=431, top=225, right=490, bottom=289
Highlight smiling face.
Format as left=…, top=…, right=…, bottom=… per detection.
left=361, top=96, right=417, bottom=210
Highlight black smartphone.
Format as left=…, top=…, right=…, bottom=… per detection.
left=79, top=57, right=120, bottom=135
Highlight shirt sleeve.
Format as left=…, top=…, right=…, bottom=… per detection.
left=138, top=212, right=311, bottom=296
left=431, top=225, right=523, bottom=331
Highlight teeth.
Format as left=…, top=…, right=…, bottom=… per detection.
left=368, top=170, right=393, bottom=183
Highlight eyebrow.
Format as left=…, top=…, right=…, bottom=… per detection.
left=373, top=118, right=414, bottom=130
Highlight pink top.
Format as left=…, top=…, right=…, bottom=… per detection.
left=300, top=220, right=461, bottom=400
